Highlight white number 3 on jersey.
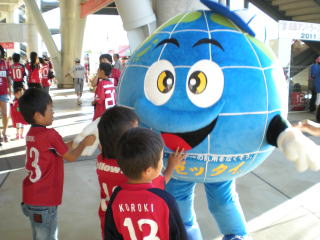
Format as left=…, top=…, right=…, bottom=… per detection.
left=28, top=147, right=42, bottom=182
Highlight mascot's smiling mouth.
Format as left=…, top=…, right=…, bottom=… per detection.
left=161, top=118, right=218, bottom=151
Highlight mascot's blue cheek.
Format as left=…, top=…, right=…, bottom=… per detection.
left=118, top=8, right=287, bottom=182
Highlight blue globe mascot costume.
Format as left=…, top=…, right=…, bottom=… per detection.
left=74, top=0, right=320, bottom=239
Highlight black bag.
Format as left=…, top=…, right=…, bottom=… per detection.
left=48, top=70, right=55, bottom=79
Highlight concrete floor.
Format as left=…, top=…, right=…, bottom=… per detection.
left=1, top=87, right=320, bottom=240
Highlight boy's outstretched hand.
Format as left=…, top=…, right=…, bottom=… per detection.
left=164, top=147, right=186, bottom=184
left=64, top=134, right=96, bottom=162
left=167, top=147, right=187, bottom=168
left=294, top=119, right=320, bottom=137
left=82, top=135, right=96, bottom=147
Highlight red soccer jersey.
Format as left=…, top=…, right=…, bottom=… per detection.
left=26, top=63, right=41, bottom=84
left=96, top=154, right=165, bottom=239
left=0, top=59, right=9, bottom=95
left=9, top=63, right=26, bottom=82
left=105, top=184, right=187, bottom=240
left=40, top=63, right=50, bottom=87
left=22, top=126, right=68, bottom=206
left=10, top=99, right=27, bottom=127
left=93, top=79, right=116, bottom=120
left=111, top=68, right=121, bottom=86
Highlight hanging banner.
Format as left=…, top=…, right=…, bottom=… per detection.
left=279, top=20, right=320, bottom=41
left=0, top=42, right=14, bottom=49
left=81, top=0, right=113, bottom=18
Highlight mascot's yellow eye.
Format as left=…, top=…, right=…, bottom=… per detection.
left=157, top=70, right=174, bottom=93
left=188, top=71, right=207, bottom=94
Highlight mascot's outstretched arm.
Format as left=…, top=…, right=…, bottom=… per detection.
left=267, top=115, right=320, bottom=172
left=72, top=117, right=100, bottom=156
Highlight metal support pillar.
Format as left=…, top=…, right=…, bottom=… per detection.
left=60, top=0, right=86, bottom=88
left=115, top=0, right=156, bottom=52
left=155, top=0, right=207, bottom=27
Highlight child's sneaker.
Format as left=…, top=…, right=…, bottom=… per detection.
left=12, top=134, right=19, bottom=141
left=222, top=235, right=252, bottom=240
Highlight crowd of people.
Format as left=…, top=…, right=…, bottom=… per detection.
left=0, top=43, right=126, bottom=146
left=0, top=46, right=55, bottom=145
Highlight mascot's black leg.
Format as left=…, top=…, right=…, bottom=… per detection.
left=266, top=114, right=290, bottom=147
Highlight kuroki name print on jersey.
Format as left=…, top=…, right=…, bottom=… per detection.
left=118, top=203, right=155, bottom=213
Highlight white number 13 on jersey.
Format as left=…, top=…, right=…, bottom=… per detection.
left=124, top=218, right=160, bottom=240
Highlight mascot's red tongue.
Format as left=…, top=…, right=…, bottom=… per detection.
left=161, top=133, right=192, bottom=151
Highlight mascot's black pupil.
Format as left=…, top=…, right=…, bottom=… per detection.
left=188, top=71, right=207, bottom=94
left=157, top=70, right=174, bottom=93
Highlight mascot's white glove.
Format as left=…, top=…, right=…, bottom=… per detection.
left=72, top=117, right=100, bottom=156
left=277, top=127, right=320, bottom=172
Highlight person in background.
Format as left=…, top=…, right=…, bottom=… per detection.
left=39, top=57, right=51, bottom=93
left=9, top=53, right=26, bottom=91
left=10, top=87, right=27, bottom=140
left=113, top=53, right=123, bottom=73
left=105, top=127, right=187, bottom=240
left=43, top=55, right=56, bottom=87
left=26, top=52, right=42, bottom=89
left=65, top=58, right=87, bottom=105
left=311, top=56, right=320, bottom=122
left=92, top=63, right=116, bottom=121
left=19, top=88, right=96, bottom=240
left=0, top=45, right=11, bottom=144
left=91, top=54, right=121, bottom=88
left=308, top=57, right=318, bottom=112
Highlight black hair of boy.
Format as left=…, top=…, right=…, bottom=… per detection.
left=117, top=127, right=164, bottom=180
left=99, top=53, right=113, bottom=63
left=98, top=106, right=139, bottom=159
left=19, top=88, right=52, bottom=124
left=99, top=62, right=112, bottom=77
left=14, top=87, right=23, bottom=95
left=12, top=53, right=20, bottom=63
left=39, top=57, right=45, bottom=65
left=0, top=45, right=5, bottom=58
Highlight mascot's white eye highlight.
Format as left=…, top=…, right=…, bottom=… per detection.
left=186, top=60, right=224, bottom=108
left=144, top=60, right=175, bottom=106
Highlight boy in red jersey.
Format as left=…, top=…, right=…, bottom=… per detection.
left=91, top=54, right=121, bottom=89
left=26, top=52, right=41, bottom=89
left=0, top=45, right=11, bottom=144
left=10, top=87, right=27, bottom=140
left=92, top=63, right=116, bottom=120
left=19, top=88, right=96, bottom=240
left=39, top=57, right=51, bottom=93
left=105, top=127, right=187, bottom=240
left=9, top=53, right=26, bottom=91
left=97, top=106, right=185, bottom=239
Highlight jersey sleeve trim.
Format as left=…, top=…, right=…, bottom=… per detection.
left=148, top=188, right=188, bottom=240
left=105, top=186, right=124, bottom=240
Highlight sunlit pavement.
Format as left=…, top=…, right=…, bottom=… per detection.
left=1, top=87, right=320, bottom=240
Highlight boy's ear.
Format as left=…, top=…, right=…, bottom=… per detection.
left=143, top=166, right=154, bottom=177
left=33, top=112, right=43, bottom=122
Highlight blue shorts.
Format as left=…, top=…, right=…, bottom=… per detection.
left=0, top=94, right=9, bottom=103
